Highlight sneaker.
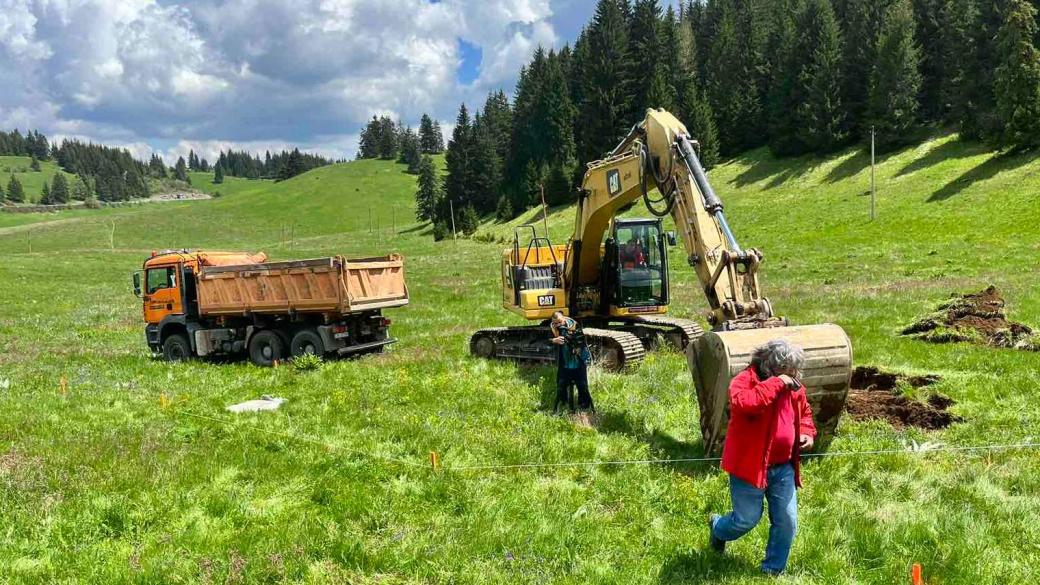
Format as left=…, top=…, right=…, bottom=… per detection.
left=708, top=514, right=725, bottom=553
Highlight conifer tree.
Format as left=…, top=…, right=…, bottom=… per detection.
left=214, top=163, right=225, bottom=184
left=72, top=175, right=92, bottom=201
left=397, top=127, right=422, bottom=174
left=174, top=156, right=191, bottom=183
left=913, top=0, right=946, bottom=120
left=7, top=175, right=25, bottom=203
left=469, top=113, right=504, bottom=214
left=0, top=179, right=4, bottom=204
left=630, top=0, right=672, bottom=114
left=684, top=87, right=721, bottom=169
left=868, top=0, right=923, bottom=151
left=443, top=104, right=474, bottom=220
left=457, top=205, right=480, bottom=236
left=841, top=0, right=893, bottom=137
left=40, top=180, right=51, bottom=204
left=797, top=0, right=847, bottom=153
left=50, top=173, right=69, bottom=203
left=578, top=0, right=634, bottom=167
left=995, top=0, right=1040, bottom=149
left=30, top=156, right=40, bottom=172
left=705, top=0, right=767, bottom=154
left=415, top=154, right=440, bottom=221
left=939, top=0, right=982, bottom=137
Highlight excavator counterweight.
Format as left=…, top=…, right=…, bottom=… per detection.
left=471, top=108, right=853, bottom=451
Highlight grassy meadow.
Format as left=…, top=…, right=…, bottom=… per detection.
left=1, top=136, right=1038, bottom=583
left=0, top=155, right=77, bottom=204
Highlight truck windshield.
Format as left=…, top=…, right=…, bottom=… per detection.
left=616, top=224, right=664, bottom=306
left=146, top=267, right=177, bottom=294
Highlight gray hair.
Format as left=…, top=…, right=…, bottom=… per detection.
left=750, top=339, right=806, bottom=378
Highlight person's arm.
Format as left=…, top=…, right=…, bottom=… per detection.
left=729, top=371, right=788, bottom=415
left=798, top=389, right=817, bottom=438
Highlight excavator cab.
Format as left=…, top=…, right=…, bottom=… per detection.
left=606, top=218, right=669, bottom=312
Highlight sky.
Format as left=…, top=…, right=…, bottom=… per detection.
left=0, top=0, right=677, bottom=164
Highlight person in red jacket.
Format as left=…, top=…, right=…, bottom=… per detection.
left=707, top=339, right=816, bottom=575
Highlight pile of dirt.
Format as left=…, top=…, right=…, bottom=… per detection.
left=845, top=366, right=960, bottom=430
left=901, top=286, right=1040, bottom=351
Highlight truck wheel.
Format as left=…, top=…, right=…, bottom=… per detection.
left=290, top=329, right=325, bottom=357
left=162, top=334, right=192, bottom=362
left=249, top=330, right=285, bottom=367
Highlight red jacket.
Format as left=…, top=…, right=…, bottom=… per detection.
left=721, top=367, right=816, bottom=489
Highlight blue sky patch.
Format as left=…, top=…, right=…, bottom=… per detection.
left=457, top=38, right=482, bottom=85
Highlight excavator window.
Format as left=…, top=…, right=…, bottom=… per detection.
left=615, top=223, right=665, bottom=306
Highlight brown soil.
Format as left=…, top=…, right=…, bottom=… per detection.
left=901, top=286, right=1038, bottom=350
left=845, top=366, right=960, bottom=430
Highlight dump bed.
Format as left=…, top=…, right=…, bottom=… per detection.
left=196, top=254, right=408, bottom=317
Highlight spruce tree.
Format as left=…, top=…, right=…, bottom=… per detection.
left=443, top=104, right=474, bottom=219
left=397, top=127, right=422, bottom=174
left=72, top=175, right=92, bottom=201
left=940, top=0, right=984, bottom=138
left=995, top=0, right=1040, bottom=149
left=0, top=179, right=4, bottom=204
left=797, top=0, right=847, bottom=153
left=174, top=156, right=191, bottom=183
left=358, top=116, right=381, bottom=158
left=630, top=0, right=672, bottom=114
left=705, top=0, right=767, bottom=154
left=50, top=173, right=69, bottom=203
left=841, top=0, right=893, bottom=137
left=214, top=163, right=225, bottom=184
left=40, top=180, right=51, bottom=205
left=457, top=205, right=480, bottom=236
left=30, top=156, right=40, bottom=172
left=415, top=155, right=440, bottom=221
left=7, top=175, right=24, bottom=203
left=913, top=0, right=946, bottom=120
left=868, top=0, right=923, bottom=152
left=469, top=113, right=504, bottom=214
left=578, top=0, right=634, bottom=167
left=684, top=87, right=721, bottom=169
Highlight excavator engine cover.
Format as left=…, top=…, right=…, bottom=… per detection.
left=688, top=324, right=852, bottom=455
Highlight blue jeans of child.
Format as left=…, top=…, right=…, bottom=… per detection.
left=711, top=463, right=798, bottom=574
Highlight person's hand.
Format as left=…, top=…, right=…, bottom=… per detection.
left=551, top=336, right=566, bottom=345
left=777, top=374, right=800, bottom=389
left=799, top=434, right=814, bottom=450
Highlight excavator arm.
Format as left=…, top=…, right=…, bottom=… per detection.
left=569, top=109, right=852, bottom=454
left=569, top=109, right=776, bottom=330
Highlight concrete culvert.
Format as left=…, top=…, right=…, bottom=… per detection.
left=845, top=366, right=960, bottom=430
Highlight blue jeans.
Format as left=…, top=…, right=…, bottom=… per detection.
left=711, top=463, right=798, bottom=574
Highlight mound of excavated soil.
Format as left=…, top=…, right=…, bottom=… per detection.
left=845, top=366, right=960, bottom=430
left=901, top=286, right=1040, bottom=351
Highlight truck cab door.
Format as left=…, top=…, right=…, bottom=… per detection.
left=143, top=264, right=184, bottom=324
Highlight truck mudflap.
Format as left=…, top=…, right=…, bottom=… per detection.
left=336, top=338, right=397, bottom=355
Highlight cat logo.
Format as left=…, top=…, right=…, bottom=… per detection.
left=607, top=169, right=621, bottom=196
left=537, top=294, right=556, bottom=307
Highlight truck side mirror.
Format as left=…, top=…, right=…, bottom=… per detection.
left=132, top=272, right=142, bottom=297
left=667, top=231, right=678, bottom=246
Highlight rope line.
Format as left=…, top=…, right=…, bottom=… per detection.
left=168, top=407, right=1039, bottom=474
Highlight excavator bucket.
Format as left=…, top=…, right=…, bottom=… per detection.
left=688, top=324, right=852, bottom=455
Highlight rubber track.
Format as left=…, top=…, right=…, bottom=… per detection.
left=469, top=326, right=645, bottom=371
left=583, top=327, right=646, bottom=370
left=631, top=315, right=704, bottom=348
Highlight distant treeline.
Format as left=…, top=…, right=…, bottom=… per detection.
left=356, top=113, right=445, bottom=174
left=0, top=129, right=51, bottom=160
left=213, top=149, right=337, bottom=181
left=417, top=0, right=1040, bottom=236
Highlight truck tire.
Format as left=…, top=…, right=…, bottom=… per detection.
left=249, top=330, right=285, bottom=367
left=290, top=329, right=325, bottom=357
left=162, top=333, right=192, bottom=362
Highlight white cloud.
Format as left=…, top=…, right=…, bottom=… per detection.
left=0, top=0, right=570, bottom=159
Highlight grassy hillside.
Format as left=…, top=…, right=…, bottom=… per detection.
left=0, top=155, right=77, bottom=203
left=0, top=139, right=1038, bottom=583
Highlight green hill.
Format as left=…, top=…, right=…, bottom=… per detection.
left=0, top=155, right=77, bottom=203
left=0, top=140, right=1038, bottom=583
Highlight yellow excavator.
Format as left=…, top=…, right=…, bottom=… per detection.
left=469, top=108, right=853, bottom=452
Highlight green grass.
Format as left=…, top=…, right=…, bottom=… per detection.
left=0, top=155, right=77, bottom=203
left=1, top=139, right=1039, bottom=583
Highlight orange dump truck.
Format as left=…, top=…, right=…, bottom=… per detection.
left=132, top=250, right=409, bottom=365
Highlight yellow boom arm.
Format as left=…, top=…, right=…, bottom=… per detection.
left=569, top=109, right=777, bottom=330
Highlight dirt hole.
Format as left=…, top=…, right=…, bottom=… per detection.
left=845, top=366, right=960, bottom=430
left=902, top=286, right=1040, bottom=351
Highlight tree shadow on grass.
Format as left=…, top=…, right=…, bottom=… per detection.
left=894, top=137, right=988, bottom=178
left=824, top=146, right=900, bottom=184
left=731, top=148, right=818, bottom=189
left=928, top=147, right=1040, bottom=202
left=399, top=222, right=430, bottom=235
left=658, top=549, right=760, bottom=584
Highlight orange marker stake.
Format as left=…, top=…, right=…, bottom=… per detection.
left=911, top=563, right=923, bottom=585
left=160, top=392, right=169, bottom=409
left=59, top=376, right=68, bottom=396
left=429, top=451, right=440, bottom=472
